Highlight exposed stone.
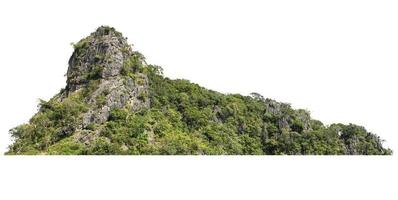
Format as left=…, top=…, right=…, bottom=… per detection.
left=81, top=75, right=150, bottom=127
left=61, top=26, right=150, bottom=142
left=66, top=26, right=133, bottom=92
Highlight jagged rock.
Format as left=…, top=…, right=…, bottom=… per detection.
left=264, top=99, right=282, bottom=115
left=81, top=76, right=149, bottom=127
left=63, top=26, right=149, bottom=137
left=66, top=26, right=133, bottom=92
left=5, top=26, right=392, bottom=155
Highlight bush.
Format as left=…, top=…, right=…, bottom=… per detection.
left=87, top=137, right=120, bottom=155
left=48, top=137, right=85, bottom=155
left=72, top=37, right=90, bottom=50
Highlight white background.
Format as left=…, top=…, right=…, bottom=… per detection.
left=0, top=0, right=397, bottom=199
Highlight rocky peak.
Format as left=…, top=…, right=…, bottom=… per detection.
left=62, top=26, right=150, bottom=137
left=66, top=26, right=133, bottom=91
left=6, top=26, right=392, bottom=155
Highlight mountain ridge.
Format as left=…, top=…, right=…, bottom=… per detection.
left=6, top=26, right=392, bottom=155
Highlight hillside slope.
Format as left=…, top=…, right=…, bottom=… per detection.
left=6, top=26, right=392, bottom=155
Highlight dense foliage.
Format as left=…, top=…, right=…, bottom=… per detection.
left=6, top=26, right=392, bottom=155
left=6, top=64, right=392, bottom=155
left=7, top=92, right=88, bottom=154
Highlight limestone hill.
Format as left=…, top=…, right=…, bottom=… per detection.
left=6, top=26, right=392, bottom=155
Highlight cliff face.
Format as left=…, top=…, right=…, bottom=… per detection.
left=65, top=27, right=150, bottom=145
left=65, top=27, right=149, bottom=129
left=66, top=26, right=130, bottom=91
left=6, top=26, right=392, bottom=155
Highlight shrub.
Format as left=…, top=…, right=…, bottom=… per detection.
left=48, top=137, right=85, bottom=155
left=72, top=37, right=90, bottom=50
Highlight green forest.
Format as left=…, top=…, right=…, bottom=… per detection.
left=6, top=26, right=392, bottom=155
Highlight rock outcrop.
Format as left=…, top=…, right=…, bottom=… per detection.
left=6, top=26, right=392, bottom=155
left=66, top=26, right=131, bottom=91
left=61, top=26, right=150, bottom=142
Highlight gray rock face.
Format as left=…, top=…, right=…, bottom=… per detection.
left=66, top=26, right=133, bottom=91
left=60, top=26, right=150, bottom=136
left=264, top=99, right=311, bottom=132
left=264, top=99, right=291, bottom=130
left=82, top=75, right=150, bottom=127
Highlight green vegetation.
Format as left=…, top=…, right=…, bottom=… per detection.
left=96, top=94, right=107, bottom=107
left=7, top=63, right=392, bottom=155
left=121, top=52, right=145, bottom=78
left=72, top=37, right=90, bottom=50
left=48, top=137, right=85, bottom=155
left=142, top=65, right=392, bottom=155
left=6, top=26, right=392, bottom=155
left=7, top=92, right=88, bottom=155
